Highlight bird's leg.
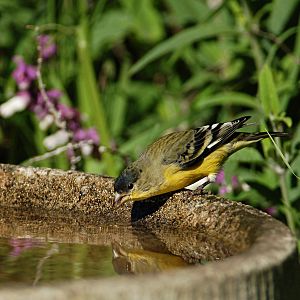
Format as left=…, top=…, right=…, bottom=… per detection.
left=184, top=174, right=216, bottom=195
left=185, top=177, right=209, bottom=191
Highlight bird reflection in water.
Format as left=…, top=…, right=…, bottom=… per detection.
left=111, top=242, right=189, bottom=275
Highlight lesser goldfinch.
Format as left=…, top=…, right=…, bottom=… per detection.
left=114, top=116, right=288, bottom=206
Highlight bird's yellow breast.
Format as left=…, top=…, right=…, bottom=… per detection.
left=161, top=146, right=229, bottom=193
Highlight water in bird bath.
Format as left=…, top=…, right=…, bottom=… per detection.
left=0, top=206, right=234, bottom=287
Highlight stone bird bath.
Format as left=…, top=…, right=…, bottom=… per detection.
left=0, top=163, right=299, bottom=299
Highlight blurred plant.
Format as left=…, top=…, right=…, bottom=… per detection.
left=265, top=206, right=278, bottom=217
left=0, top=34, right=101, bottom=170
left=214, top=170, right=250, bottom=196
left=9, top=238, right=43, bottom=257
left=37, top=35, right=57, bottom=60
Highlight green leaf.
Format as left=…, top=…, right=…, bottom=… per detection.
left=122, top=0, right=164, bottom=43
left=91, top=10, right=132, bottom=56
left=266, top=131, right=300, bottom=180
left=227, top=147, right=264, bottom=163
left=282, top=117, right=292, bottom=128
left=165, top=0, right=210, bottom=25
left=183, top=72, right=215, bottom=91
left=129, top=23, right=234, bottom=75
left=110, top=94, right=127, bottom=136
left=287, top=16, right=300, bottom=88
left=194, top=92, right=259, bottom=110
left=258, top=64, right=281, bottom=116
left=289, top=185, right=300, bottom=203
left=120, top=123, right=162, bottom=158
left=291, top=122, right=300, bottom=153
left=84, top=156, right=124, bottom=175
left=279, top=18, right=300, bottom=107
left=274, top=114, right=293, bottom=128
left=267, top=0, right=300, bottom=34
left=266, top=27, right=298, bottom=65
left=231, top=189, right=268, bottom=207
left=76, top=5, right=116, bottom=176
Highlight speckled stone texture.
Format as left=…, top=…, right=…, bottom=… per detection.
left=0, top=163, right=299, bottom=299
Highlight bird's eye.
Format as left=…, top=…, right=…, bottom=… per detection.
left=128, top=183, right=134, bottom=190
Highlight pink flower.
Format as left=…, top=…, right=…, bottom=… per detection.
left=12, top=56, right=37, bottom=90
left=46, top=89, right=62, bottom=101
left=215, top=170, right=225, bottom=184
left=73, top=128, right=86, bottom=141
left=57, top=103, right=80, bottom=120
left=74, top=128, right=100, bottom=145
left=265, top=207, right=278, bottom=216
left=57, top=103, right=81, bottom=131
left=31, top=89, right=62, bottom=119
left=37, top=35, right=57, bottom=60
left=219, top=186, right=228, bottom=195
left=67, top=147, right=75, bottom=159
left=215, top=171, right=243, bottom=196
left=73, top=127, right=100, bottom=156
left=231, top=176, right=239, bottom=189
left=86, top=128, right=100, bottom=145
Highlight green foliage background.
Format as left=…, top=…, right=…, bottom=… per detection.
left=0, top=0, right=299, bottom=242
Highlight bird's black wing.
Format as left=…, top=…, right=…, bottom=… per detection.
left=163, top=116, right=251, bottom=168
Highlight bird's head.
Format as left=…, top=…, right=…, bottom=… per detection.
left=114, top=165, right=142, bottom=206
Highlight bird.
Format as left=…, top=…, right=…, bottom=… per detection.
left=114, top=116, right=288, bottom=206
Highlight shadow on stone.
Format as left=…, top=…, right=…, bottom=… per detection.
left=130, top=194, right=170, bottom=223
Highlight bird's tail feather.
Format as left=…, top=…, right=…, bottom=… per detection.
left=243, top=132, right=289, bottom=141
left=232, top=131, right=289, bottom=151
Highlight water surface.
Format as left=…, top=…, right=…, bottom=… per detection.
left=0, top=237, right=115, bottom=286
left=0, top=206, right=233, bottom=286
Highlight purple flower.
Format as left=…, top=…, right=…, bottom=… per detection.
left=73, top=128, right=86, bottom=141
left=74, top=128, right=100, bottom=145
left=12, top=56, right=37, bottom=90
left=215, top=170, right=243, bottom=196
left=57, top=103, right=79, bottom=120
left=30, top=89, right=62, bottom=119
left=57, top=103, right=81, bottom=131
left=37, top=35, right=57, bottom=60
left=73, top=128, right=100, bottom=156
left=219, top=186, right=228, bottom=195
left=215, top=170, right=225, bottom=184
left=265, top=206, right=278, bottom=216
left=46, top=89, right=62, bottom=101
left=67, top=147, right=75, bottom=160
left=231, top=176, right=239, bottom=189
left=86, top=128, right=100, bottom=145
